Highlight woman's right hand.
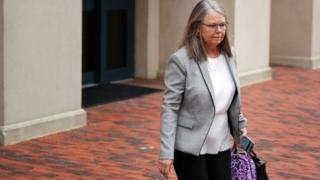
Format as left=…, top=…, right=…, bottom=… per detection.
left=158, top=159, right=173, bottom=179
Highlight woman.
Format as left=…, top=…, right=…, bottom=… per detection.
left=159, top=0, right=248, bottom=179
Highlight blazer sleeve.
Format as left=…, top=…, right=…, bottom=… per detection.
left=232, top=49, right=248, bottom=130
left=160, top=55, right=186, bottom=160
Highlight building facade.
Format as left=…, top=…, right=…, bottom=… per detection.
left=0, top=0, right=319, bottom=145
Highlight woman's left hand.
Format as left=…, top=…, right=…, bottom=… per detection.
left=236, top=128, right=248, bottom=150
left=240, top=128, right=247, bottom=137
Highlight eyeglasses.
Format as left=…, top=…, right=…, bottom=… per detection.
left=201, top=22, right=227, bottom=31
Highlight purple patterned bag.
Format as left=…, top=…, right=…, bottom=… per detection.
left=231, top=147, right=257, bottom=180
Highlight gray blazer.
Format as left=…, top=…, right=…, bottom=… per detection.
left=160, top=47, right=247, bottom=160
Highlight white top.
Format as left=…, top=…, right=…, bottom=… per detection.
left=200, top=54, right=236, bottom=154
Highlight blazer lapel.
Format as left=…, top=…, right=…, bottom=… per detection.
left=197, top=54, right=240, bottom=105
left=197, top=59, right=215, bottom=106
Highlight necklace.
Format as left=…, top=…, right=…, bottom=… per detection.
left=207, top=56, right=220, bottom=71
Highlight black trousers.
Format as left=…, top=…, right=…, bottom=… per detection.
left=173, top=149, right=231, bottom=180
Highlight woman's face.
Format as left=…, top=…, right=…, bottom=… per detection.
left=199, top=10, right=226, bottom=49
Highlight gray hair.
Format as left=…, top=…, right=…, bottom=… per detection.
left=180, top=0, right=232, bottom=61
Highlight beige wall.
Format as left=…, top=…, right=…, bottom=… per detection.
left=157, top=0, right=235, bottom=75
left=156, top=0, right=271, bottom=85
left=270, top=0, right=320, bottom=69
left=158, top=0, right=199, bottom=74
left=0, top=0, right=86, bottom=145
left=271, top=0, right=312, bottom=57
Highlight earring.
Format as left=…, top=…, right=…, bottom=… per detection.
left=196, top=31, right=200, bottom=37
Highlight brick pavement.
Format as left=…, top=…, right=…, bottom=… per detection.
left=0, top=66, right=319, bottom=180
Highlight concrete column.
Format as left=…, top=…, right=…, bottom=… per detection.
left=0, top=0, right=4, bottom=128
left=0, top=0, right=86, bottom=145
left=312, top=0, right=320, bottom=68
left=134, top=0, right=160, bottom=79
left=234, top=0, right=272, bottom=86
left=218, top=0, right=235, bottom=45
left=270, top=0, right=320, bottom=69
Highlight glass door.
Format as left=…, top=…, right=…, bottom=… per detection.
left=82, top=0, right=134, bottom=85
left=100, top=0, right=134, bottom=82
left=82, top=0, right=99, bottom=84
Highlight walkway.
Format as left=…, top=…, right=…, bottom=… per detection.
left=0, top=66, right=319, bottom=179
